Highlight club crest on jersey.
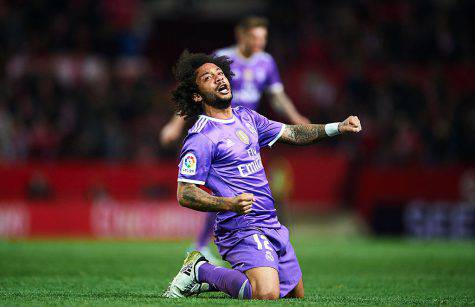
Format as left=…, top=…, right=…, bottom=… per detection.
left=180, top=153, right=197, bottom=175
left=235, top=130, right=250, bottom=145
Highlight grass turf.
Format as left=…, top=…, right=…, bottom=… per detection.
left=1, top=235, right=474, bottom=306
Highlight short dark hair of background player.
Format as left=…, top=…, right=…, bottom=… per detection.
left=235, top=16, right=269, bottom=32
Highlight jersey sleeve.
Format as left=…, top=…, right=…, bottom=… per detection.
left=177, top=133, right=215, bottom=185
left=264, top=56, right=284, bottom=93
left=249, top=109, right=285, bottom=148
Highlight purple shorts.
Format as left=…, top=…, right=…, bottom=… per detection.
left=215, top=225, right=302, bottom=297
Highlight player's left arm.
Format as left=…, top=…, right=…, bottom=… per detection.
left=269, top=91, right=310, bottom=125
left=265, top=56, right=310, bottom=125
left=279, top=115, right=362, bottom=145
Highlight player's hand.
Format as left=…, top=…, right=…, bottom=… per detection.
left=230, top=193, right=254, bottom=215
left=338, top=116, right=362, bottom=134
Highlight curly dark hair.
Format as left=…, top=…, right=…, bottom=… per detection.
left=171, top=50, right=234, bottom=121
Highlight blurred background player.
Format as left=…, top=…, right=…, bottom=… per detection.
left=160, top=16, right=310, bottom=262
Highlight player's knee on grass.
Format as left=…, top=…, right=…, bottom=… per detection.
left=285, top=278, right=304, bottom=298
left=245, top=267, right=280, bottom=300
left=251, top=282, right=280, bottom=300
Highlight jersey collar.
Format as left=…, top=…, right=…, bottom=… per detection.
left=199, top=114, right=235, bottom=124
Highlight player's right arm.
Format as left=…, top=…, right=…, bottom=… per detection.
left=177, top=132, right=254, bottom=214
left=160, top=115, right=186, bottom=146
left=177, top=182, right=253, bottom=214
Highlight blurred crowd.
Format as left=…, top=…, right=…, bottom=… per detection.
left=0, top=0, right=473, bottom=165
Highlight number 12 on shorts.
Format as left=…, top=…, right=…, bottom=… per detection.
left=252, top=234, right=273, bottom=251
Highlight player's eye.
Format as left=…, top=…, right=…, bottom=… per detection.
left=204, top=76, right=211, bottom=81
left=217, top=71, right=223, bottom=76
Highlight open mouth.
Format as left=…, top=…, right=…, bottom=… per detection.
left=217, top=84, right=229, bottom=95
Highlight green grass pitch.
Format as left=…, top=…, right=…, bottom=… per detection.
left=1, top=235, right=474, bottom=306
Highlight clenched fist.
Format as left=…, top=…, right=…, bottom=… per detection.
left=338, top=116, right=362, bottom=134
left=230, top=193, right=254, bottom=215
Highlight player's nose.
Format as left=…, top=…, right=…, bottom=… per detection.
left=215, top=75, right=224, bottom=83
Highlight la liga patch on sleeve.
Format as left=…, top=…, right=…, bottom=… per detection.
left=180, top=153, right=197, bottom=175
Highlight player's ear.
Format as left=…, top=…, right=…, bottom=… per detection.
left=192, top=93, right=203, bottom=103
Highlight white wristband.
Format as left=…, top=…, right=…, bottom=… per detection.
left=324, top=122, right=340, bottom=137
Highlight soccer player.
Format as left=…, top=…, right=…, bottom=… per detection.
left=160, top=16, right=309, bottom=261
left=163, top=51, right=362, bottom=299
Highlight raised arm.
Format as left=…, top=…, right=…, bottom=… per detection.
left=177, top=182, right=254, bottom=215
left=279, top=115, right=362, bottom=145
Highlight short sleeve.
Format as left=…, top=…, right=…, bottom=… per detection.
left=178, top=133, right=215, bottom=185
left=248, top=109, right=285, bottom=148
left=264, top=56, right=284, bottom=93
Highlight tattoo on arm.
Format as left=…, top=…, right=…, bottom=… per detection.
left=279, top=124, right=328, bottom=145
left=177, top=182, right=231, bottom=212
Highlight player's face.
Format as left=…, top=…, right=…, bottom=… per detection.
left=194, top=63, right=232, bottom=109
left=240, top=27, right=267, bottom=54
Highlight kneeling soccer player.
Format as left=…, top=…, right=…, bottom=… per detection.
left=163, top=51, right=362, bottom=300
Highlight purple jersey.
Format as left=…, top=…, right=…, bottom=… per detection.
left=177, top=106, right=285, bottom=234
left=214, top=46, right=283, bottom=111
